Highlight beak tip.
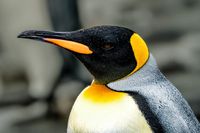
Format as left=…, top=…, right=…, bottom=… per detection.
left=17, top=30, right=32, bottom=38
left=17, top=33, right=25, bottom=38
left=17, top=30, right=44, bottom=40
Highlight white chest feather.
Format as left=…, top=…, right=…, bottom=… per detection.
left=67, top=84, right=152, bottom=133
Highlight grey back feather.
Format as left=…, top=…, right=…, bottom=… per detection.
left=108, top=54, right=200, bottom=133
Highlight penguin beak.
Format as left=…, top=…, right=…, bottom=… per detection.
left=18, top=30, right=93, bottom=54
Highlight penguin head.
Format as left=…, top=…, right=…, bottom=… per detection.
left=18, top=26, right=149, bottom=84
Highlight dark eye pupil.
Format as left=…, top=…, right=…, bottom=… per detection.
left=102, top=44, right=114, bottom=50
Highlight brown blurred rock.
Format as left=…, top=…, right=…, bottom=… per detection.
left=0, top=102, right=48, bottom=132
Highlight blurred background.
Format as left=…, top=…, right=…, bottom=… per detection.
left=0, top=0, right=200, bottom=132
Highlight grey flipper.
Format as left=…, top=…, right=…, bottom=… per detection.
left=108, top=54, right=200, bottom=133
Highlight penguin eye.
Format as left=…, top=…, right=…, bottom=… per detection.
left=101, top=44, right=114, bottom=50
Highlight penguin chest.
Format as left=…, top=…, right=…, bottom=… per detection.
left=67, top=84, right=152, bottom=133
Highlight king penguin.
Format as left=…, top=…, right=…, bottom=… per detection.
left=18, top=26, right=200, bottom=133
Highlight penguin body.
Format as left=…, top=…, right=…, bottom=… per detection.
left=67, top=83, right=152, bottom=133
left=18, top=25, right=200, bottom=133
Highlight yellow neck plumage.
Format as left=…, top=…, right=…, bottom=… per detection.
left=82, top=82, right=126, bottom=103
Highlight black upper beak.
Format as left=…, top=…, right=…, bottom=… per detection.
left=18, top=30, right=93, bottom=54
left=18, top=30, right=68, bottom=41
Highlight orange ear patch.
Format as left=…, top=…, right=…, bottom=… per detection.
left=82, top=83, right=126, bottom=103
left=129, top=33, right=149, bottom=74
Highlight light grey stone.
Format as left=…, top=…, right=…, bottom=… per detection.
left=54, top=79, right=84, bottom=116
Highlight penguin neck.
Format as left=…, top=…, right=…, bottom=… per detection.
left=107, top=54, right=165, bottom=91
left=81, top=82, right=127, bottom=104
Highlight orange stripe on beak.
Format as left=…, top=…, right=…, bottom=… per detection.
left=44, top=38, right=93, bottom=54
